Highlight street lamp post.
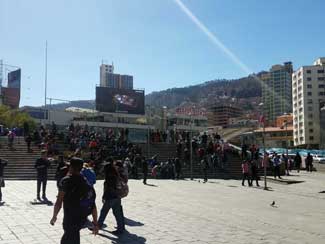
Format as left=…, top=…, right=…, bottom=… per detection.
left=259, top=102, right=268, bottom=190
left=190, top=116, right=193, bottom=180
left=147, top=106, right=151, bottom=159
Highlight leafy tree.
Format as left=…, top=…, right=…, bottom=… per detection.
left=0, top=105, right=36, bottom=131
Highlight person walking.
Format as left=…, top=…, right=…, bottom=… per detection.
left=175, top=157, right=182, bottom=180
left=241, top=160, right=250, bottom=186
left=272, top=154, right=282, bottom=179
left=250, top=159, right=260, bottom=187
left=294, top=152, right=302, bottom=173
left=0, top=158, right=8, bottom=203
left=305, top=153, right=313, bottom=172
left=281, top=154, right=290, bottom=176
left=50, top=157, right=99, bottom=244
left=7, top=131, right=15, bottom=150
left=133, top=154, right=141, bottom=179
left=142, top=157, right=148, bottom=185
left=25, top=134, right=32, bottom=152
left=97, top=163, right=125, bottom=235
left=201, top=156, right=209, bottom=183
left=34, top=150, right=51, bottom=201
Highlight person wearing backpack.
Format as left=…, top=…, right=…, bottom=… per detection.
left=50, top=157, right=99, bottom=244
left=98, top=162, right=125, bottom=235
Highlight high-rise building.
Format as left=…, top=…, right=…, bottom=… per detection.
left=261, top=62, right=293, bottom=125
left=320, top=105, right=325, bottom=149
left=100, top=64, right=114, bottom=87
left=99, top=63, right=133, bottom=89
left=292, top=58, right=325, bottom=147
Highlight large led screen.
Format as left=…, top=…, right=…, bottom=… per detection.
left=96, top=87, right=145, bottom=115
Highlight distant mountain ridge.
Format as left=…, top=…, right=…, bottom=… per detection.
left=145, top=75, right=262, bottom=109
left=32, top=74, right=262, bottom=111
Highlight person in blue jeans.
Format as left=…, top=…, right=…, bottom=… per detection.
left=98, top=162, right=125, bottom=235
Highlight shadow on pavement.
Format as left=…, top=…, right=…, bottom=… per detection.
left=30, top=200, right=53, bottom=206
left=125, top=217, right=144, bottom=227
left=99, top=230, right=146, bottom=243
left=145, top=183, right=158, bottom=187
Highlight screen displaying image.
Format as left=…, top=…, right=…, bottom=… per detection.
left=96, top=87, right=145, bottom=114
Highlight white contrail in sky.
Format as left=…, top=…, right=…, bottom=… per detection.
left=173, top=0, right=292, bottom=117
left=173, top=0, right=252, bottom=75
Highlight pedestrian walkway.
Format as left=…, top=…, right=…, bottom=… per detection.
left=1, top=172, right=325, bottom=243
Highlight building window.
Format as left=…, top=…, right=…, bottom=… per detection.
left=307, top=84, right=312, bottom=88
left=318, top=77, right=325, bottom=81
left=309, top=129, right=314, bottom=133
left=308, top=114, right=313, bottom=118
left=298, top=71, right=302, bottom=77
left=319, top=84, right=325, bottom=88
left=307, top=77, right=312, bottom=81
left=307, top=99, right=313, bottom=104
left=310, top=136, right=314, bottom=141
left=300, top=137, right=304, bottom=141
left=306, top=70, right=311, bottom=74
left=308, top=107, right=313, bottom=111
left=317, top=70, right=325, bottom=74
left=307, top=92, right=312, bottom=96
left=308, top=121, right=313, bottom=126
left=319, top=92, right=325, bottom=96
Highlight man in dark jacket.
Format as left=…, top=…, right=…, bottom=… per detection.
left=50, top=157, right=98, bottom=244
left=305, top=153, right=313, bottom=172
left=175, top=157, right=182, bottom=180
left=34, top=150, right=51, bottom=201
left=294, top=152, right=302, bottom=173
left=0, top=158, right=8, bottom=202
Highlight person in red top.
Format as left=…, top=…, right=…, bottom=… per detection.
left=89, top=139, right=97, bottom=152
left=241, top=160, right=250, bottom=186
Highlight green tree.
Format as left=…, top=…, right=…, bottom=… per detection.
left=0, top=105, right=36, bottom=131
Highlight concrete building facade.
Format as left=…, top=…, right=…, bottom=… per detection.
left=208, top=105, right=242, bottom=128
left=261, top=62, right=293, bottom=125
left=292, top=58, right=325, bottom=147
left=99, top=63, right=133, bottom=89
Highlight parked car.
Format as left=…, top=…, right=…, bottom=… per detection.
left=313, top=155, right=325, bottom=164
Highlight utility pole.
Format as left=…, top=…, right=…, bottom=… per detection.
left=44, top=41, right=48, bottom=124
left=190, top=114, right=193, bottom=180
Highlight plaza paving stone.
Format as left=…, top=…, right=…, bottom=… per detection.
left=0, top=172, right=325, bottom=243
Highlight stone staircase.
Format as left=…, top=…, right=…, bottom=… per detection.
left=0, top=137, right=245, bottom=180
left=140, top=143, right=243, bottom=179
left=0, top=136, right=57, bottom=180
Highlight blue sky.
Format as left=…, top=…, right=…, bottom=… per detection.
left=1, top=0, right=325, bottom=106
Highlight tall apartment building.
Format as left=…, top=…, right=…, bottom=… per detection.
left=320, top=106, right=325, bottom=149
left=292, top=58, right=325, bottom=147
left=99, top=63, right=133, bottom=89
left=100, top=64, right=114, bottom=87
left=261, top=62, right=293, bottom=125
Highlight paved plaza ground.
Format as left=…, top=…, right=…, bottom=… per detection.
left=1, top=172, right=325, bottom=244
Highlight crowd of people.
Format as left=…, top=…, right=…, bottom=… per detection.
left=240, top=143, right=315, bottom=187
left=0, top=122, right=320, bottom=244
